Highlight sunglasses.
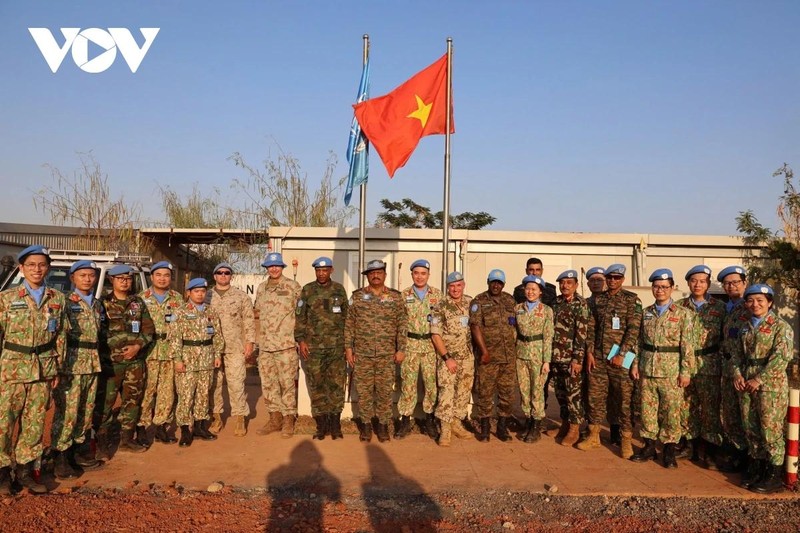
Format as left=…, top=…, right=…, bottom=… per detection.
left=215, top=271, right=232, bottom=276
left=605, top=275, right=624, bottom=280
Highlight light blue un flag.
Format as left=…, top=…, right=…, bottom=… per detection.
left=344, top=59, right=370, bottom=207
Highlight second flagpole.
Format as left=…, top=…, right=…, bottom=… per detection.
left=358, top=34, right=370, bottom=288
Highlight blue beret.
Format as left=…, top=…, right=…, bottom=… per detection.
left=213, top=262, right=233, bottom=274
left=108, top=265, right=134, bottom=277
left=744, top=284, right=773, bottom=297
left=312, top=257, right=333, bottom=268
left=151, top=261, right=174, bottom=273
left=556, top=269, right=578, bottom=282
left=187, top=278, right=208, bottom=290
left=362, top=259, right=387, bottom=274
left=261, top=253, right=287, bottom=268
left=487, top=269, right=506, bottom=283
left=649, top=268, right=673, bottom=282
left=585, top=266, right=605, bottom=279
left=685, top=264, right=711, bottom=281
left=606, top=263, right=626, bottom=276
left=17, top=245, right=50, bottom=263
left=446, top=271, right=464, bottom=285
left=717, top=265, right=746, bottom=282
left=69, top=260, right=97, bottom=275
left=410, top=259, right=430, bottom=271
left=522, top=275, right=546, bottom=290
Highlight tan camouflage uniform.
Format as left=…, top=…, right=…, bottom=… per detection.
left=431, top=294, right=473, bottom=423
left=398, top=285, right=442, bottom=417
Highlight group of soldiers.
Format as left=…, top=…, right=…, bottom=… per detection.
left=0, top=245, right=793, bottom=495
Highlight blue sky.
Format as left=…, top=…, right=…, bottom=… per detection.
left=0, top=1, right=797, bottom=235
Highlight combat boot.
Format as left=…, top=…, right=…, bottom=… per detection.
left=438, top=421, right=452, bottom=447
left=547, top=420, right=570, bottom=442
left=14, top=462, right=47, bottom=494
left=620, top=430, right=634, bottom=459
left=329, top=414, right=343, bottom=440
left=257, top=412, right=283, bottom=436
left=525, top=419, right=542, bottom=443
left=357, top=418, right=372, bottom=442
left=394, top=416, right=412, bottom=439
left=119, top=429, right=147, bottom=453
left=95, top=430, right=111, bottom=462
left=424, top=413, right=439, bottom=440
left=209, top=413, right=223, bottom=435
left=312, top=416, right=328, bottom=440
left=451, top=418, right=471, bottom=440
left=702, top=442, right=719, bottom=471
left=179, top=425, right=193, bottom=447
left=673, top=436, right=691, bottom=459
left=281, top=415, right=296, bottom=439
left=136, top=425, right=153, bottom=448
left=609, top=424, right=621, bottom=446
left=477, top=417, right=491, bottom=442
left=73, top=440, right=102, bottom=471
left=560, top=423, right=581, bottom=447
left=496, top=417, right=513, bottom=442
left=53, top=449, right=79, bottom=480
left=663, top=442, right=678, bottom=468
left=376, top=422, right=391, bottom=443
left=741, top=456, right=763, bottom=489
left=631, top=438, right=658, bottom=463
left=520, top=417, right=534, bottom=442
left=576, top=424, right=601, bottom=451
left=751, top=463, right=785, bottom=494
left=194, top=420, right=217, bottom=441
left=155, top=423, right=178, bottom=444
left=233, top=416, right=247, bottom=437
left=0, top=466, right=11, bottom=496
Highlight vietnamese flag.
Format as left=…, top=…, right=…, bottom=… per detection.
left=353, top=54, right=454, bottom=178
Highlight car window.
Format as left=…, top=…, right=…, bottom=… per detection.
left=3, top=266, right=72, bottom=294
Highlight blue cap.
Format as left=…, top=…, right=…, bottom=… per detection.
left=556, top=269, right=578, bottom=282
left=69, top=260, right=97, bottom=275
left=151, top=261, right=174, bottom=273
left=108, top=265, right=134, bottom=277
left=585, top=266, right=605, bottom=279
left=522, top=275, right=546, bottom=290
left=312, top=257, right=333, bottom=268
left=446, top=271, right=464, bottom=285
left=17, top=245, right=50, bottom=264
left=717, top=265, right=746, bottom=282
left=744, top=284, right=773, bottom=297
left=410, top=259, right=430, bottom=271
left=606, top=264, right=626, bottom=276
left=187, top=278, right=208, bottom=290
left=213, top=262, right=233, bottom=274
left=649, top=268, right=673, bottom=282
left=685, top=264, right=711, bottom=281
left=362, top=259, right=387, bottom=274
left=487, top=269, right=506, bottom=283
left=261, top=253, right=287, bottom=268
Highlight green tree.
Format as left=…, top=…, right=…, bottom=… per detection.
left=376, top=198, right=496, bottom=230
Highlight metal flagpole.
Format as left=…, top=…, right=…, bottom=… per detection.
left=441, top=38, right=453, bottom=289
left=358, top=34, right=370, bottom=288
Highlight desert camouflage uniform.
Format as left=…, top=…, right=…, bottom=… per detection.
left=470, top=290, right=517, bottom=418
left=515, top=302, right=554, bottom=419
left=52, top=291, right=104, bottom=452
left=207, top=286, right=255, bottom=417
left=721, top=300, right=749, bottom=451
left=432, top=294, right=473, bottom=423
left=137, top=288, right=183, bottom=428
left=254, top=276, right=301, bottom=416
left=677, top=296, right=725, bottom=445
left=731, top=311, right=793, bottom=465
left=95, top=293, right=154, bottom=433
left=294, top=280, right=348, bottom=416
left=398, top=285, right=442, bottom=417
left=169, top=302, right=224, bottom=426
left=345, top=287, right=407, bottom=424
left=551, top=294, right=589, bottom=424
left=636, top=301, right=696, bottom=444
left=0, top=285, right=66, bottom=467
left=586, top=289, right=642, bottom=431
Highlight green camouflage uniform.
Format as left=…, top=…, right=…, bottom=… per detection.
left=586, top=289, right=642, bottom=431
left=514, top=302, right=554, bottom=419
left=207, top=286, right=255, bottom=417
left=470, top=290, right=517, bottom=418
left=169, top=302, right=224, bottom=426
left=95, top=293, right=154, bottom=433
left=431, top=294, right=473, bottom=423
left=731, top=311, right=793, bottom=465
left=677, top=296, right=725, bottom=445
left=254, top=276, right=301, bottom=416
left=344, top=287, right=407, bottom=424
left=398, top=285, right=442, bottom=416
left=0, top=285, right=66, bottom=467
left=52, top=291, right=103, bottom=452
left=294, top=280, right=348, bottom=417
left=137, top=288, right=183, bottom=428
left=551, top=294, right=589, bottom=424
left=721, top=300, right=748, bottom=451
left=636, top=301, right=696, bottom=444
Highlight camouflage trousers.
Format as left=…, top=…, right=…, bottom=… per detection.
left=0, top=380, right=50, bottom=467
left=721, top=373, right=747, bottom=450
left=258, top=348, right=298, bottom=416
left=397, top=342, right=438, bottom=416
left=138, top=359, right=175, bottom=427
left=175, top=369, right=212, bottom=427
left=435, top=355, right=474, bottom=423
left=352, top=355, right=395, bottom=424
left=211, top=351, right=249, bottom=417
left=740, top=387, right=788, bottom=465
left=681, top=372, right=722, bottom=445
left=552, top=362, right=585, bottom=424
left=475, top=360, right=517, bottom=418
left=586, top=357, right=634, bottom=431
left=95, top=361, right=145, bottom=432
left=517, top=357, right=548, bottom=419
left=302, top=349, right=346, bottom=416
left=639, top=375, right=682, bottom=444
left=52, top=373, right=98, bottom=451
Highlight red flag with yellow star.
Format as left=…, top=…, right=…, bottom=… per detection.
left=353, top=53, right=454, bottom=178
